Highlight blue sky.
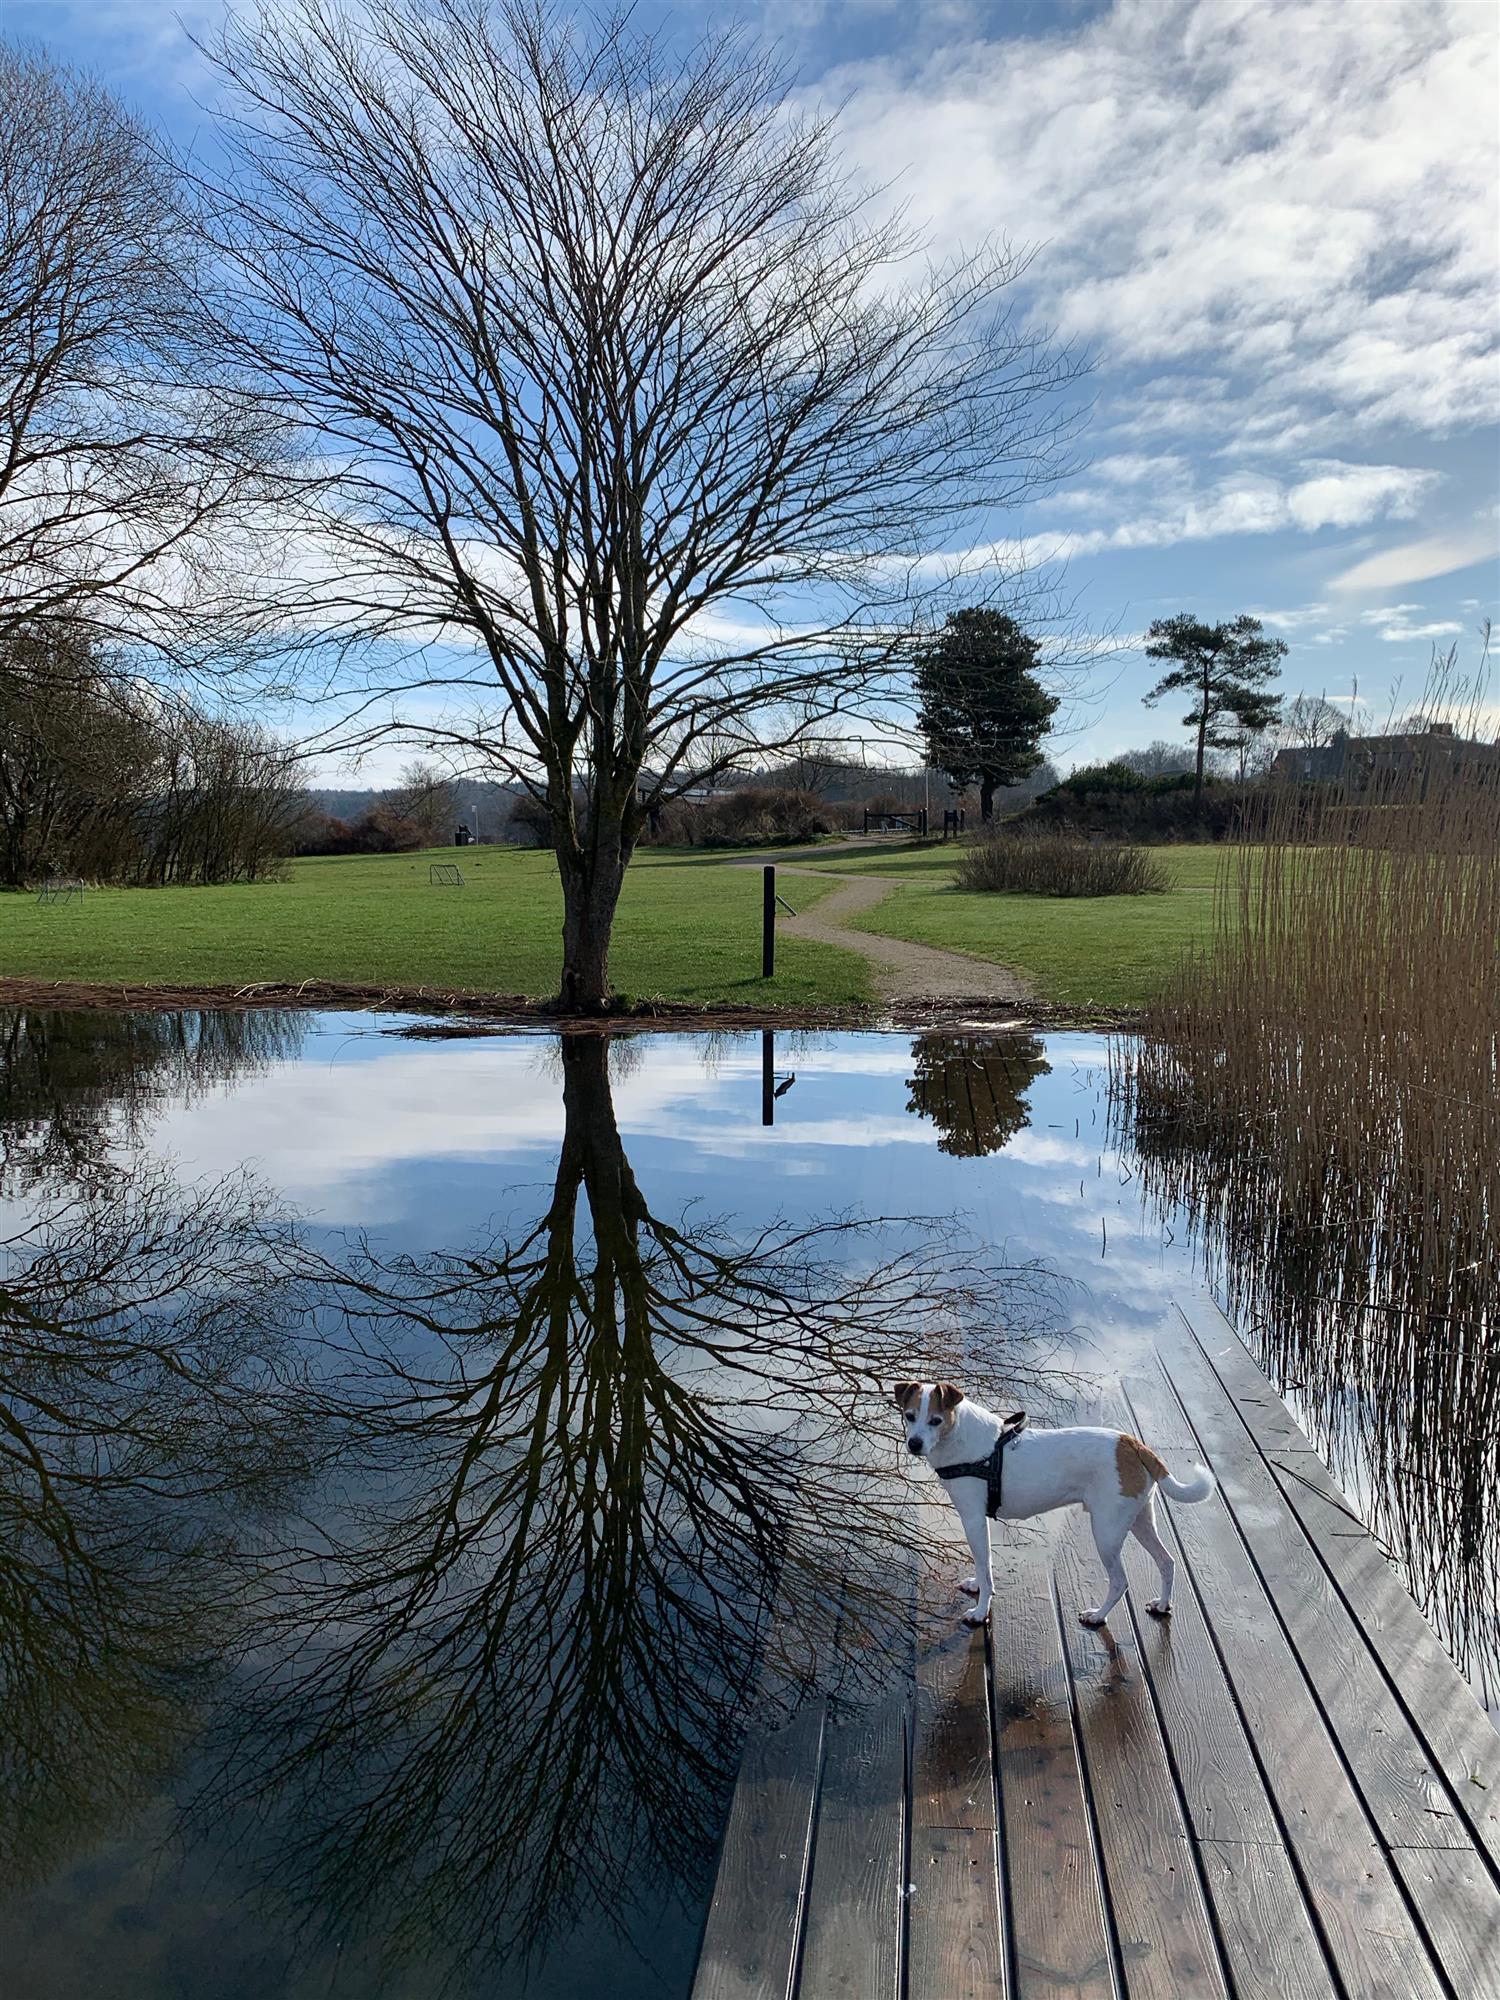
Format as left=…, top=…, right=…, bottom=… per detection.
left=9, top=0, right=1498, bottom=773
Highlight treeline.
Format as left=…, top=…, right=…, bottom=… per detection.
left=294, top=763, right=461, bottom=855
left=0, top=626, right=302, bottom=889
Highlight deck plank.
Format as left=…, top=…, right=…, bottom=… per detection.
left=1053, top=1503, right=1230, bottom=1999
left=1121, top=1366, right=1448, bottom=2000
left=1176, top=1293, right=1500, bottom=1873
left=990, top=1518, right=1115, bottom=2000
left=796, top=1694, right=906, bottom=2000
left=1119, top=1373, right=1342, bottom=1999
left=691, top=1701, right=825, bottom=2000
left=908, top=1496, right=1005, bottom=2000
left=906, top=1825, right=1007, bottom=2000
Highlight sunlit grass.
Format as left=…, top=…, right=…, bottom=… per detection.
left=0, top=845, right=868, bottom=1010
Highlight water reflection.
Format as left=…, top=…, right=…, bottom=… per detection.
left=1, top=1020, right=1068, bottom=1993
left=196, top=1036, right=1066, bottom=1979
left=906, top=1031, right=1051, bottom=1157
left=1115, top=1047, right=1500, bottom=1702
left=0, top=1164, right=309, bottom=1890
left=0, top=1008, right=306, bottom=1193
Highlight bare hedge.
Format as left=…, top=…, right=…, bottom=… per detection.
left=955, top=832, right=1169, bottom=897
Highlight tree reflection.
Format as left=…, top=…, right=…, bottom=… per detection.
left=0, top=1164, right=309, bottom=1888
left=1115, top=1048, right=1500, bottom=1701
left=906, top=1030, right=1050, bottom=1156
left=198, top=1035, right=1069, bottom=1982
left=0, top=1005, right=306, bottom=1192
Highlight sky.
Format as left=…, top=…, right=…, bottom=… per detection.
left=7, top=0, right=1498, bottom=774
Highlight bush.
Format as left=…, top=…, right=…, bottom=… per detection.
left=1019, top=769, right=1260, bottom=843
left=293, top=804, right=425, bottom=855
left=647, top=786, right=841, bottom=847
left=955, top=832, right=1169, bottom=897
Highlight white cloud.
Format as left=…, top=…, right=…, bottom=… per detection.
left=1329, top=528, right=1500, bottom=593
left=817, top=0, right=1500, bottom=448
left=1358, top=605, right=1464, bottom=644
left=1054, top=459, right=1436, bottom=558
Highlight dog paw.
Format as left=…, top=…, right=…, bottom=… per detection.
left=1146, top=1599, right=1172, bottom=1618
left=958, top=1575, right=980, bottom=1595
left=961, top=1606, right=990, bottom=1627
left=1078, top=1608, right=1107, bottom=1629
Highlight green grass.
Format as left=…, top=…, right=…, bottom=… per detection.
left=0, top=845, right=870, bottom=1012
left=801, top=839, right=972, bottom=877
left=833, top=843, right=1229, bottom=1008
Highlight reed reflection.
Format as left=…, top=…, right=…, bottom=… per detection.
left=197, top=1034, right=1068, bottom=1981
left=1115, top=1044, right=1500, bottom=1702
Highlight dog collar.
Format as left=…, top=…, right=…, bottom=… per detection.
left=935, top=1409, right=1027, bottom=1517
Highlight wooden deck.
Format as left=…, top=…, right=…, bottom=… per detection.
left=691, top=1295, right=1500, bottom=2000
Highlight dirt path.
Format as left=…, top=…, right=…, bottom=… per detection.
left=768, top=861, right=1032, bottom=1007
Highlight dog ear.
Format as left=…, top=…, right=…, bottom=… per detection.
left=933, top=1381, right=965, bottom=1412
left=890, top=1381, right=921, bottom=1410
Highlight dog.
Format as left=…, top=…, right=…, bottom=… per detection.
left=893, top=1380, right=1215, bottom=1628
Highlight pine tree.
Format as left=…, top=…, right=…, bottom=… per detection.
left=1142, top=614, right=1287, bottom=803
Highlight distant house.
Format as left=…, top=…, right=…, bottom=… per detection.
left=1271, top=722, right=1500, bottom=793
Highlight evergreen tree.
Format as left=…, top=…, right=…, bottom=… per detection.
left=1142, top=614, right=1287, bottom=802
left=916, top=610, right=1058, bottom=822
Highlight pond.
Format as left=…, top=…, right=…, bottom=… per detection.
left=0, top=1008, right=1494, bottom=1999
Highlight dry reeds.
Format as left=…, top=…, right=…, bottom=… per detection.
left=956, top=830, right=1168, bottom=896
left=1114, top=656, right=1500, bottom=1690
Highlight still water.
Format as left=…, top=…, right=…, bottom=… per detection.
left=0, top=1009, right=1493, bottom=1998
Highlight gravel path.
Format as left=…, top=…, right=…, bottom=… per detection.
left=770, top=862, right=1032, bottom=1007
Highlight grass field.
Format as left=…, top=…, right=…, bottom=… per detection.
left=0, top=839, right=1239, bottom=1015
left=820, top=841, right=1227, bottom=1008
left=0, top=846, right=869, bottom=1011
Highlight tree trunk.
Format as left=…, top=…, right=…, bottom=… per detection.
left=1194, top=671, right=1209, bottom=806
left=980, top=777, right=995, bottom=824
left=556, top=864, right=622, bottom=1012
left=555, top=811, right=632, bottom=1012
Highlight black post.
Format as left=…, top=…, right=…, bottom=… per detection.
left=762, top=865, right=776, bottom=978
left=761, top=1027, right=775, bottom=1126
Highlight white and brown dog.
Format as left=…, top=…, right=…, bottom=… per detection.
left=894, top=1380, right=1215, bottom=1628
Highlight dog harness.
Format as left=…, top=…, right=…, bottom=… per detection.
left=936, top=1410, right=1028, bottom=1517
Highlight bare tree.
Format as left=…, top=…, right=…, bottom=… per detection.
left=0, top=45, right=290, bottom=674
left=200, top=0, right=1083, bottom=1009
left=0, top=623, right=303, bottom=888
left=389, top=757, right=459, bottom=847
left=1112, top=739, right=1197, bottom=779
left=1276, top=693, right=1347, bottom=750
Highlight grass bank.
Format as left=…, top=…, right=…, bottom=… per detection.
left=813, top=842, right=1224, bottom=1008
left=0, top=846, right=869, bottom=1013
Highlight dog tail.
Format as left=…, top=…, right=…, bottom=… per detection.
left=1158, top=1463, right=1215, bottom=1504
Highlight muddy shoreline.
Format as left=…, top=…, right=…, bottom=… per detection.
left=0, top=973, right=1136, bottom=1037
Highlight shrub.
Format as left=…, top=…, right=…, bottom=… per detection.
left=1020, top=769, right=1258, bottom=843
left=955, top=832, right=1169, bottom=897
left=647, top=786, right=839, bottom=847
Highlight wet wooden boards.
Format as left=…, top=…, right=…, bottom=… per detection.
left=690, top=1300, right=1500, bottom=2000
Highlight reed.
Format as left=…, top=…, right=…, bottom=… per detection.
left=1115, top=655, right=1500, bottom=1689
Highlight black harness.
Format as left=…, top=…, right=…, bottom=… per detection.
left=936, top=1410, right=1028, bottom=1517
